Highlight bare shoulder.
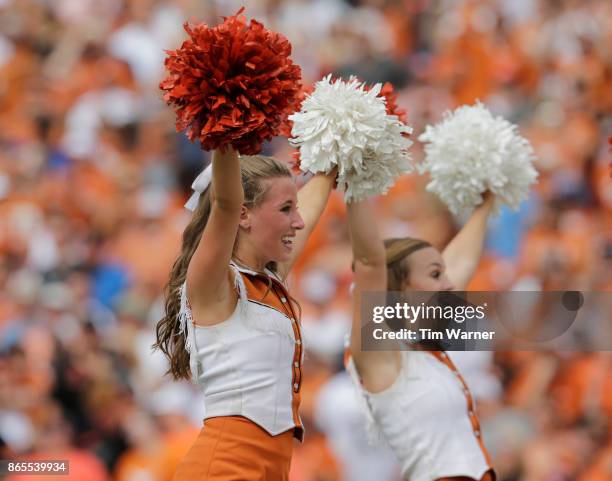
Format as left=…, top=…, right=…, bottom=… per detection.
left=187, top=269, right=240, bottom=327
left=355, top=351, right=402, bottom=394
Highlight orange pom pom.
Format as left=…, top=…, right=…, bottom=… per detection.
left=160, top=8, right=302, bottom=155
left=378, top=82, right=408, bottom=124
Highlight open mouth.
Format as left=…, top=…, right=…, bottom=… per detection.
left=281, top=236, right=294, bottom=250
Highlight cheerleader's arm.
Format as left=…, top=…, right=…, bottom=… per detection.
left=347, top=199, right=400, bottom=391
left=442, top=191, right=495, bottom=290
left=186, top=147, right=242, bottom=319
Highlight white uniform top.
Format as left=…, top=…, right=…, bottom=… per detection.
left=180, top=263, right=304, bottom=441
left=346, top=349, right=493, bottom=481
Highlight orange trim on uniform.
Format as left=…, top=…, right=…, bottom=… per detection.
left=344, top=344, right=495, bottom=481
left=428, top=351, right=494, bottom=470
left=173, top=416, right=293, bottom=481
left=240, top=272, right=304, bottom=440
left=343, top=347, right=351, bottom=368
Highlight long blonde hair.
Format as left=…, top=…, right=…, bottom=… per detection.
left=154, top=155, right=292, bottom=380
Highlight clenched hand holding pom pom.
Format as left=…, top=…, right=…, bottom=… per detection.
left=290, top=75, right=413, bottom=202
left=418, top=102, right=538, bottom=216
left=160, top=8, right=302, bottom=155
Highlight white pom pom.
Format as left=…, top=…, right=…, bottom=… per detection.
left=417, top=101, right=538, bottom=216
left=289, top=75, right=413, bottom=202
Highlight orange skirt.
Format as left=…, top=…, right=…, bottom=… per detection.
left=172, top=416, right=294, bottom=481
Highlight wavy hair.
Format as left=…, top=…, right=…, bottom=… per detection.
left=154, top=155, right=293, bottom=380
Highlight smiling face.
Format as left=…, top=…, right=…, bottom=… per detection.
left=403, top=247, right=454, bottom=291
left=239, top=176, right=304, bottom=266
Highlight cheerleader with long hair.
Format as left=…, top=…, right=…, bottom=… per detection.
left=153, top=10, right=336, bottom=480
left=154, top=147, right=334, bottom=480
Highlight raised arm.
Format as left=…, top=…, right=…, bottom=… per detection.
left=276, top=171, right=336, bottom=279
left=186, top=147, right=242, bottom=319
left=442, top=192, right=495, bottom=290
left=347, top=199, right=399, bottom=391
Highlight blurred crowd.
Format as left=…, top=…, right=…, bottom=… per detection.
left=1, top=0, right=611, bottom=480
